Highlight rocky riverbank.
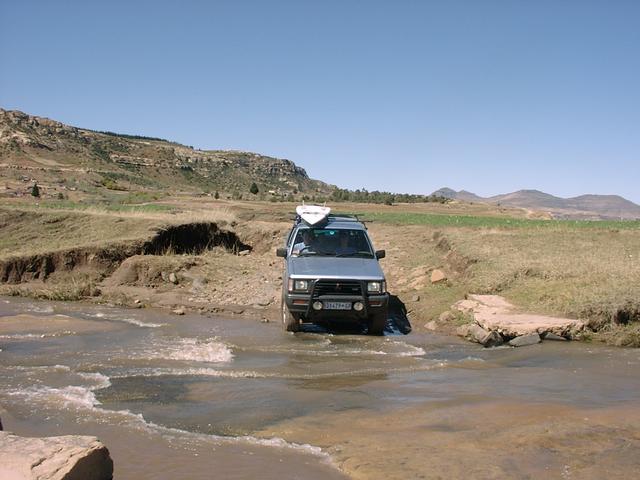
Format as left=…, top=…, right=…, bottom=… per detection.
left=0, top=423, right=113, bottom=480
left=452, top=294, right=586, bottom=347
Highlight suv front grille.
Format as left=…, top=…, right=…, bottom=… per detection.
left=313, top=280, right=362, bottom=297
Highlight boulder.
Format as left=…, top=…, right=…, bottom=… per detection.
left=509, top=333, right=541, bottom=347
left=456, top=323, right=473, bottom=338
left=457, top=324, right=504, bottom=347
left=543, top=332, right=567, bottom=341
left=481, top=330, right=504, bottom=348
left=168, top=272, right=178, bottom=284
left=430, top=269, right=447, bottom=284
left=172, top=307, right=185, bottom=315
left=0, top=431, right=113, bottom=480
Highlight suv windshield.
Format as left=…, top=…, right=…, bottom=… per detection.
left=291, top=228, right=373, bottom=257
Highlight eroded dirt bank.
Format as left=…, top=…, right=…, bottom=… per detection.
left=0, top=218, right=277, bottom=317
left=0, top=221, right=251, bottom=283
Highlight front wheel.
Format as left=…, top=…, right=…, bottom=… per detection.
left=368, top=311, right=388, bottom=336
left=282, top=297, right=300, bottom=332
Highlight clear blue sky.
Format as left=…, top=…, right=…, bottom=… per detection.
left=1, top=1, right=639, bottom=202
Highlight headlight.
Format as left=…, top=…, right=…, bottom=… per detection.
left=288, top=279, right=309, bottom=292
left=367, top=281, right=385, bottom=294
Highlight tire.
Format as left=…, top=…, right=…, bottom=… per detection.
left=368, top=311, right=387, bottom=336
left=282, top=296, right=300, bottom=332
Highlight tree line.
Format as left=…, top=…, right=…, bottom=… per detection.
left=329, top=188, right=450, bottom=205
left=243, top=183, right=449, bottom=205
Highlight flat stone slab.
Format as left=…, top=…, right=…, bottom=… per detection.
left=0, top=431, right=113, bottom=480
left=454, top=295, right=584, bottom=339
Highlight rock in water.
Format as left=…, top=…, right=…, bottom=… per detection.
left=509, top=333, right=542, bottom=347
left=0, top=432, right=113, bottom=480
left=543, top=332, right=567, bottom=341
left=456, top=324, right=504, bottom=347
left=482, top=330, right=504, bottom=348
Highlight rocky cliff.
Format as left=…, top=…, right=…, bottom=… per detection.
left=0, top=108, right=332, bottom=198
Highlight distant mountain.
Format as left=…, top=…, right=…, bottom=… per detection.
left=432, top=188, right=483, bottom=203
left=0, top=108, right=333, bottom=198
left=488, top=190, right=568, bottom=209
left=432, top=187, right=640, bottom=220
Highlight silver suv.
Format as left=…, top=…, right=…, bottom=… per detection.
left=276, top=213, right=389, bottom=334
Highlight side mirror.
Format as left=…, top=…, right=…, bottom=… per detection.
left=375, top=250, right=386, bottom=259
left=276, top=247, right=288, bottom=258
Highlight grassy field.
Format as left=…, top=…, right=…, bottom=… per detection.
left=357, top=210, right=640, bottom=230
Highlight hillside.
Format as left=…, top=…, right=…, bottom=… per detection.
left=433, top=187, right=640, bottom=220
left=0, top=108, right=333, bottom=200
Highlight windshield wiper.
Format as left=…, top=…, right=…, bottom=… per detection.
left=335, top=251, right=374, bottom=258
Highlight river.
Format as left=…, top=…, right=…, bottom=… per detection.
left=1, top=296, right=639, bottom=479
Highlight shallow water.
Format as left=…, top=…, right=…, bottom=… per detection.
left=1, top=296, right=639, bottom=479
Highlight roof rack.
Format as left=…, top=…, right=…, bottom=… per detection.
left=291, top=214, right=371, bottom=230
left=291, top=205, right=372, bottom=229
left=327, top=213, right=360, bottom=221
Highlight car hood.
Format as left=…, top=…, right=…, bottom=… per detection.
left=289, top=256, right=385, bottom=280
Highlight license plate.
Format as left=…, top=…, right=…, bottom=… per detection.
left=324, top=301, right=352, bottom=310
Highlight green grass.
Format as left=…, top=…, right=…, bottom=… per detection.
left=358, top=211, right=640, bottom=229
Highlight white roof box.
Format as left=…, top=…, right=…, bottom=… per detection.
left=296, top=204, right=331, bottom=226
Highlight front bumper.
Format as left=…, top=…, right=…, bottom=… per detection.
left=284, top=281, right=389, bottom=321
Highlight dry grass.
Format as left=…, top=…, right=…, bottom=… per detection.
left=366, top=216, right=640, bottom=343
left=0, top=208, right=159, bottom=258
left=0, top=203, right=237, bottom=259
left=444, top=227, right=640, bottom=324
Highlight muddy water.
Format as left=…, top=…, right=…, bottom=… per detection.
left=1, top=297, right=639, bottom=479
